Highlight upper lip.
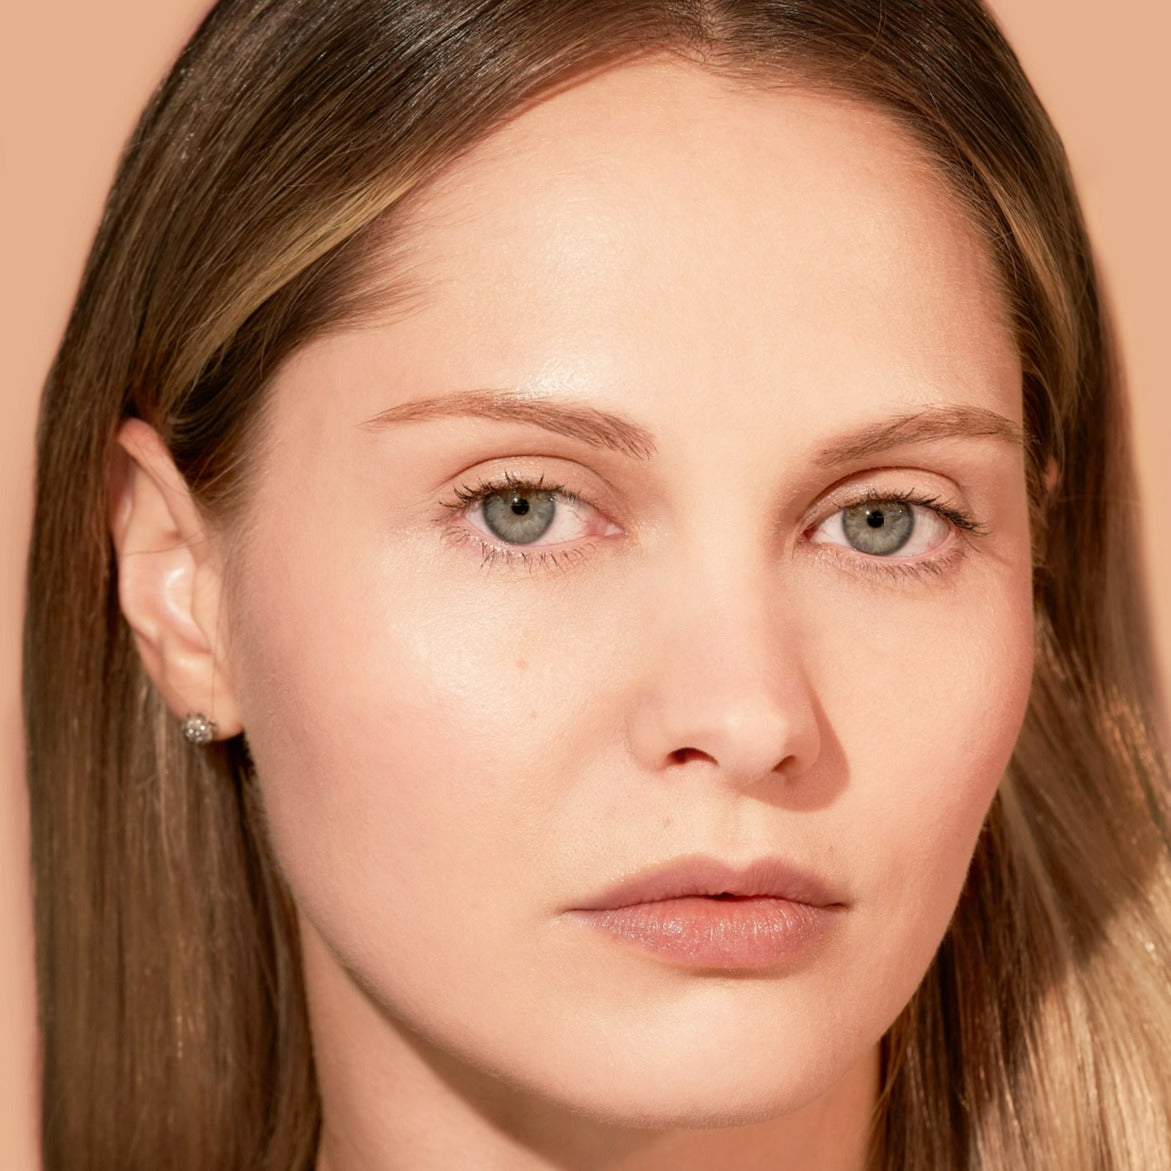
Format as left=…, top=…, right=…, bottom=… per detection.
left=573, top=854, right=845, bottom=912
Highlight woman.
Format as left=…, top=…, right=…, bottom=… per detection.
left=23, top=1, right=1171, bottom=1168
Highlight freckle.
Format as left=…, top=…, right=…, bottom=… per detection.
left=516, top=658, right=528, bottom=671
left=661, top=815, right=674, bottom=830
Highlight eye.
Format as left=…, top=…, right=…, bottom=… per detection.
left=457, top=476, right=616, bottom=549
left=810, top=496, right=958, bottom=558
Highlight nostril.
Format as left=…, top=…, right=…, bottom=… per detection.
left=669, top=746, right=714, bottom=765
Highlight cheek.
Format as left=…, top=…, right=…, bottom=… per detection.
left=225, top=525, right=611, bottom=966
left=809, top=569, right=1034, bottom=998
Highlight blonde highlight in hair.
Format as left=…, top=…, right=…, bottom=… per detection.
left=25, top=2, right=1170, bottom=1168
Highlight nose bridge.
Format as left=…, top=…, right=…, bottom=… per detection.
left=625, top=537, right=821, bottom=785
left=675, top=561, right=782, bottom=692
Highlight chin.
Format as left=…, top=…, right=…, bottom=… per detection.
left=523, top=1037, right=874, bottom=1132
left=563, top=1092, right=814, bottom=1133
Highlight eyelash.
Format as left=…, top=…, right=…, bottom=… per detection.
left=440, top=472, right=594, bottom=572
left=440, top=474, right=984, bottom=580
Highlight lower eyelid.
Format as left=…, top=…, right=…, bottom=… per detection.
left=868, top=541, right=967, bottom=581
left=445, top=525, right=598, bottom=573
left=806, top=533, right=969, bottom=588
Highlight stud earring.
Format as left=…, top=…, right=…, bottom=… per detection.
left=180, top=712, right=217, bottom=746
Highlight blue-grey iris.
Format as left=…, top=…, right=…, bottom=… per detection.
left=841, top=500, right=914, bottom=555
left=482, top=489, right=558, bottom=544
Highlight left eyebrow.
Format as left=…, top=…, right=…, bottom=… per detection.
left=813, top=404, right=1025, bottom=468
left=359, top=388, right=657, bottom=459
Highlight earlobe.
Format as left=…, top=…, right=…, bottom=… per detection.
left=109, top=419, right=243, bottom=739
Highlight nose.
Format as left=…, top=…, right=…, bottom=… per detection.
left=624, top=565, right=822, bottom=788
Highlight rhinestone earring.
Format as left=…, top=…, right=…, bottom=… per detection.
left=180, top=712, right=217, bottom=746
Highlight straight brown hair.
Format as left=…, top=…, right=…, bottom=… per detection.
left=25, top=1, right=1171, bottom=1167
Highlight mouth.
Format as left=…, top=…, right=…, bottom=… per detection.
left=566, top=854, right=846, bottom=971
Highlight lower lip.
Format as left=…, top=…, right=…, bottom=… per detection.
left=570, top=896, right=839, bottom=969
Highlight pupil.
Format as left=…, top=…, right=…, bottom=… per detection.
left=511, top=496, right=531, bottom=516
left=866, top=509, right=885, bottom=528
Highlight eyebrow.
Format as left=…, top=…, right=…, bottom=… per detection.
left=360, top=391, right=1022, bottom=467
left=813, top=404, right=1024, bottom=467
left=360, top=388, right=657, bottom=459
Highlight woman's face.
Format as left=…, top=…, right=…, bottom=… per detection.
left=225, top=62, right=1034, bottom=1129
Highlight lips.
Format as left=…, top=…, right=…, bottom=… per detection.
left=575, top=854, right=843, bottom=912
left=567, top=854, right=845, bottom=970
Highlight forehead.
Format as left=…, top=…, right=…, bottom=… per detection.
left=360, top=58, right=1017, bottom=408
left=278, top=59, right=1019, bottom=459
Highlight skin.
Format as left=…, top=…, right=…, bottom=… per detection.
left=112, top=62, right=1035, bottom=1170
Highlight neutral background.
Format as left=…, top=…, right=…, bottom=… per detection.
left=2, top=2, right=1168, bottom=1165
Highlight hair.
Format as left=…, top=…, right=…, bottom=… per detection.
left=24, top=1, right=1171, bottom=1167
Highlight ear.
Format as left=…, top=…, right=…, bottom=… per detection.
left=1043, top=456, right=1059, bottom=497
left=109, top=419, right=243, bottom=739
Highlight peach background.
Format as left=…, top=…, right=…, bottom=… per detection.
left=2, top=3, right=1168, bottom=1165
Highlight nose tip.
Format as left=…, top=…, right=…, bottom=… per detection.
left=625, top=619, right=822, bottom=788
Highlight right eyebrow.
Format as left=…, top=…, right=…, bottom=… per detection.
left=359, top=388, right=657, bottom=460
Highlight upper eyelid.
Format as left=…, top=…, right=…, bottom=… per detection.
left=804, top=475, right=982, bottom=529
left=442, top=464, right=625, bottom=524
left=448, top=477, right=591, bottom=519
left=448, top=471, right=568, bottom=505
left=819, top=489, right=975, bottom=523
left=809, top=461, right=968, bottom=499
